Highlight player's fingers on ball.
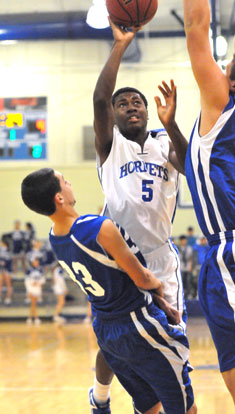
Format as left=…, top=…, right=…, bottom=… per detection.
left=108, top=16, right=113, bottom=26
left=133, top=24, right=142, bottom=32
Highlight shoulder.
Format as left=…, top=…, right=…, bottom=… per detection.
left=150, top=128, right=167, bottom=139
left=97, top=218, right=114, bottom=235
left=149, top=128, right=170, bottom=157
left=72, top=215, right=111, bottom=243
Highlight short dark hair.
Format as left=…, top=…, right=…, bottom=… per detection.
left=21, top=168, right=61, bottom=216
left=179, top=235, right=187, bottom=240
left=187, top=226, right=194, bottom=231
left=112, top=87, right=148, bottom=108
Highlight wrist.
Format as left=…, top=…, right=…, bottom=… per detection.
left=165, top=119, right=178, bottom=130
left=113, top=38, right=131, bottom=50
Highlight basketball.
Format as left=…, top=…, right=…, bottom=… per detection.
left=106, top=0, right=158, bottom=28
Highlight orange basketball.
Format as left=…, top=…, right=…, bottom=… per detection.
left=106, top=0, right=158, bottom=28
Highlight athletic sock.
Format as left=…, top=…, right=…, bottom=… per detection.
left=93, top=377, right=111, bottom=405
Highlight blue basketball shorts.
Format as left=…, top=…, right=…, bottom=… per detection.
left=198, top=234, right=235, bottom=373
left=93, top=302, right=194, bottom=414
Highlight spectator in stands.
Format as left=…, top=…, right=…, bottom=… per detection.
left=193, top=236, right=210, bottom=276
left=52, top=264, right=68, bottom=324
left=0, top=238, right=13, bottom=305
left=25, top=239, right=44, bottom=304
left=41, top=240, right=57, bottom=276
left=26, top=239, right=43, bottom=264
left=178, top=235, right=194, bottom=299
left=25, top=257, right=45, bottom=325
left=24, top=222, right=36, bottom=253
left=187, top=226, right=197, bottom=248
left=5, top=220, right=25, bottom=276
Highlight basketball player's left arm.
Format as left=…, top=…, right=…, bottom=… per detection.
left=155, top=80, right=188, bottom=175
left=97, top=219, right=163, bottom=293
left=98, top=220, right=180, bottom=324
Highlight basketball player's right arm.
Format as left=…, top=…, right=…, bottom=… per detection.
left=183, top=0, right=229, bottom=134
left=97, top=219, right=163, bottom=294
left=93, top=20, right=138, bottom=165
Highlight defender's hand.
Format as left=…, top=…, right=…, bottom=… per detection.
left=153, top=293, right=181, bottom=325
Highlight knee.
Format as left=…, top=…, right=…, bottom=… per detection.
left=222, top=368, right=235, bottom=400
left=225, top=377, right=235, bottom=400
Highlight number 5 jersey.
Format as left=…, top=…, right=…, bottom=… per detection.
left=97, top=127, right=180, bottom=255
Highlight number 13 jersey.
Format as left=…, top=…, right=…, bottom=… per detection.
left=97, top=127, right=180, bottom=255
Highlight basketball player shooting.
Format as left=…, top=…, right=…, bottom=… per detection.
left=89, top=15, right=196, bottom=414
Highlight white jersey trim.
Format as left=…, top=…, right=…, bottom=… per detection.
left=70, top=234, right=119, bottom=270
left=192, top=107, right=235, bottom=235
left=130, top=307, right=187, bottom=412
left=217, top=240, right=235, bottom=322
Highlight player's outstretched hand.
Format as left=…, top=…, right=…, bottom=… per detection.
left=108, top=16, right=142, bottom=45
left=154, top=80, right=177, bottom=129
left=152, top=293, right=181, bottom=325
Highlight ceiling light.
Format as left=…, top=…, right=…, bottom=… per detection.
left=209, top=30, right=228, bottom=58
left=86, top=0, right=109, bottom=29
left=216, top=35, right=228, bottom=57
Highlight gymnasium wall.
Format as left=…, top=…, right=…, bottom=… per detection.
left=1, top=36, right=233, bottom=238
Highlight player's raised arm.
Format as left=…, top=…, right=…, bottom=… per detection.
left=97, top=219, right=163, bottom=294
left=93, top=20, right=139, bottom=165
left=183, top=0, right=229, bottom=134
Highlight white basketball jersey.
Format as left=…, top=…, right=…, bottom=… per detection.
left=97, top=127, right=180, bottom=254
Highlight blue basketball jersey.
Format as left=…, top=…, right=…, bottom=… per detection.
left=185, top=95, right=235, bottom=239
left=49, top=214, right=152, bottom=319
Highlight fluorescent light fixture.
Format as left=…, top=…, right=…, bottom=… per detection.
left=216, top=35, right=228, bottom=57
left=86, top=0, right=109, bottom=29
left=209, top=30, right=228, bottom=58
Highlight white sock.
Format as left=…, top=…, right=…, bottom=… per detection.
left=93, top=377, right=111, bottom=405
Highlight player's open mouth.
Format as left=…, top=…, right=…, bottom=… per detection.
left=128, top=115, right=139, bottom=122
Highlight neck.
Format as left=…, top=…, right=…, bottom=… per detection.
left=124, top=128, right=148, bottom=149
left=51, top=208, right=79, bottom=236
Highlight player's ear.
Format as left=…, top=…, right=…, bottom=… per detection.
left=54, top=192, right=64, bottom=205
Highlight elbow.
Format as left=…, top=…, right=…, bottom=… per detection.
left=93, top=88, right=112, bottom=110
left=93, top=91, right=106, bottom=107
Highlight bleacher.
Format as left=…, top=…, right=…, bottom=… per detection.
left=0, top=274, right=88, bottom=321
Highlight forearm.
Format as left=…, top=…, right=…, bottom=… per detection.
left=98, top=220, right=162, bottom=292
left=183, top=0, right=210, bottom=32
left=119, top=253, right=162, bottom=292
left=93, top=41, right=129, bottom=104
left=167, top=121, right=188, bottom=172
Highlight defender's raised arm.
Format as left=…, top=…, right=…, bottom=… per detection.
left=183, top=0, right=229, bottom=135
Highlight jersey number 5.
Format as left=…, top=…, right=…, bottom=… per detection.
left=142, top=180, right=154, bottom=202
left=59, top=260, right=105, bottom=297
